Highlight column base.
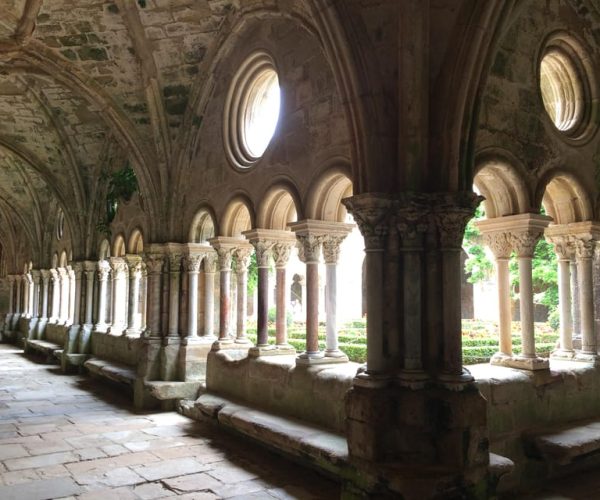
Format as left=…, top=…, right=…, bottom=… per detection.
left=491, top=354, right=549, bottom=371
left=550, top=349, right=576, bottom=360
left=353, top=370, right=393, bottom=389
left=234, top=337, right=253, bottom=345
left=275, top=344, right=297, bottom=355
left=396, top=370, right=429, bottom=389
left=324, top=348, right=349, bottom=359
left=296, top=351, right=349, bottom=365
left=92, top=323, right=109, bottom=334
left=107, top=324, right=125, bottom=336
left=211, top=338, right=248, bottom=351
left=249, top=345, right=278, bottom=357
left=575, top=351, right=600, bottom=364
left=124, top=328, right=142, bottom=337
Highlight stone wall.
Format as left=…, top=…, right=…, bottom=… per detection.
left=90, top=331, right=141, bottom=367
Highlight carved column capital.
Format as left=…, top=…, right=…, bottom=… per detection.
left=110, top=258, right=129, bottom=278
left=342, top=193, right=393, bottom=250
left=129, top=260, right=146, bottom=279
left=97, top=261, right=111, bottom=282
left=40, top=269, right=51, bottom=283
left=296, top=234, right=323, bottom=264
left=483, top=232, right=513, bottom=260
left=430, top=192, right=483, bottom=249
left=272, top=242, right=294, bottom=268
left=203, top=252, right=218, bottom=273
left=572, top=234, right=596, bottom=260
left=31, top=270, right=41, bottom=284
left=396, top=195, right=430, bottom=246
left=546, top=235, right=574, bottom=261
left=144, top=254, right=164, bottom=275
left=215, top=246, right=234, bottom=271
left=185, top=254, right=203, bottom=273
left=168, top=253, right=183, bottom=273
left=252, top=240, right=274, bottom=268
left=49, top=269, right=60, bottom=283
left=234, top=247, right=253, bottom=273
left=322, top=234, right=347, bottom=265
left=511, top=230, right=543, bottom=258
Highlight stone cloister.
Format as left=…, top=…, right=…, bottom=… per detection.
left=1, top=0, right=600, bottom=498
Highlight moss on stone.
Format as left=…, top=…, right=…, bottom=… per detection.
left=60, top=49, right=77, bottom=61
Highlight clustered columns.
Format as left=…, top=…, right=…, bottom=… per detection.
left=94, top=260, right=111, bottom=332
left=289, top=220, right=354, bottom=364
left=108, top=258, right=128, bottom=335
left=183, top=245, right=217, bottom=342
left=125, top=256, right=145, bottom=336
left=547, top=222, right=600, bottom=363
left=82, top=262, right=96, bottom=329
left=49, top=269, right=60, bottom=323
left=242, top=229, right=297, bottom=356
left=233, top=245, right=253, bottom=344
left=477, top=214, right=552, bottom=370
left=144, top=252, right=164, bottom=337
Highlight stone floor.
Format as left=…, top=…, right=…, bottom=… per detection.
left=0, top=344, right=340, bottom=499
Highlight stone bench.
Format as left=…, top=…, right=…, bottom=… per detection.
left=525, top=420, right=600, bottom=466
left=27, top=339, right=62, bottom=362
left=84, top=358, right=137, bottom=387
left=183, top=393, right=349, bottom=468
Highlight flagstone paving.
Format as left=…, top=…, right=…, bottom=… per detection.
left=0, top=344, right=340, bottom=499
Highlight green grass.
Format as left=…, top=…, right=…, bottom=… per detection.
left=244, top=318, right=559, bottom=365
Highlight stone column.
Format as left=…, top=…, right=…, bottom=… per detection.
left=70, top=263, right=83, bottom=326
left=144, top=254, right=164, bottom=337
left=322, top=234, right=350, bottom=359
left=234, top=246, right=253, bottom=344
left=31, top=271, right=41, bottom=318
left=108, top=258, right=128, bottom=335
left=273, top=241, right=294, bottom=349
left=83, top=262, right=96, bottom=327
left=58, top=268, right=70, bottom=324
left=571, top=260, right=581, bottom=339
left=547, top=235, right=575, bottom=358
left=295, top=233, right=323, bottom=361
left=40, top=270, right=50, bottom=319
left=7, top=275, right=14, bottom=315
left=22, top=274, right=29, bottom=318
left=210, top=238, right=238, bottom=344
left=431, top=195, right=481, bottom=382
left=511, top=228, right=548, bottom=369
left=94, top=261, right=111, bottom=332
left=203, top=253, right=217, bottom=339
left=26, top=273, right=34, bottom=317
left=482, top=232, right=513, bottom=360
left=185, top=254, right=203, bottom=338
left=251, top=240, right=274, bottom=349
left=167, top=253, right=182, bottom=337
left=15, top=275, right=22, bottom=315
left=49, top=270, right=60, bottom=323
left=573, top=234, right=598, bottom=361
left=67, top=266, right=76, bottom=325
left=342, top=195, right=393, bottom=382
left=125, top=257, right=144, bottom=336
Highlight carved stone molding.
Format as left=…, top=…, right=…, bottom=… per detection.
left=168, top=253, right=183, bottom=273
left=429, top=193, right=482, bottom=249
left=546, top=235, right=574, bottom=260
left=252, top=240, right=274, bottom=268
left=97, top=261, right=111, bottom=282
left=573, top=235, right=595, bottom=260
left=110, top=258, right=129, bottom=278
left=215, top=247, right=234, bottom=272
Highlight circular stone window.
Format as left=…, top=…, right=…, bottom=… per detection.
left=224, top=51, right=281, bottom=169
left=56, top=210, right=65, bottom=240
left=539, top=35, right=596, bottom=139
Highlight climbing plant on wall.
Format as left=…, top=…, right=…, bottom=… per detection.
left=96, top=162, right=139, bottom=237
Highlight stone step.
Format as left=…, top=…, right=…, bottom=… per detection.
left=145, top=381, right=205, bottom=401
left=525, top=420, right=600, bottom=465
left=84, top=358, right=136, bottom=386
left=187, top=393, right=348, bottom=468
